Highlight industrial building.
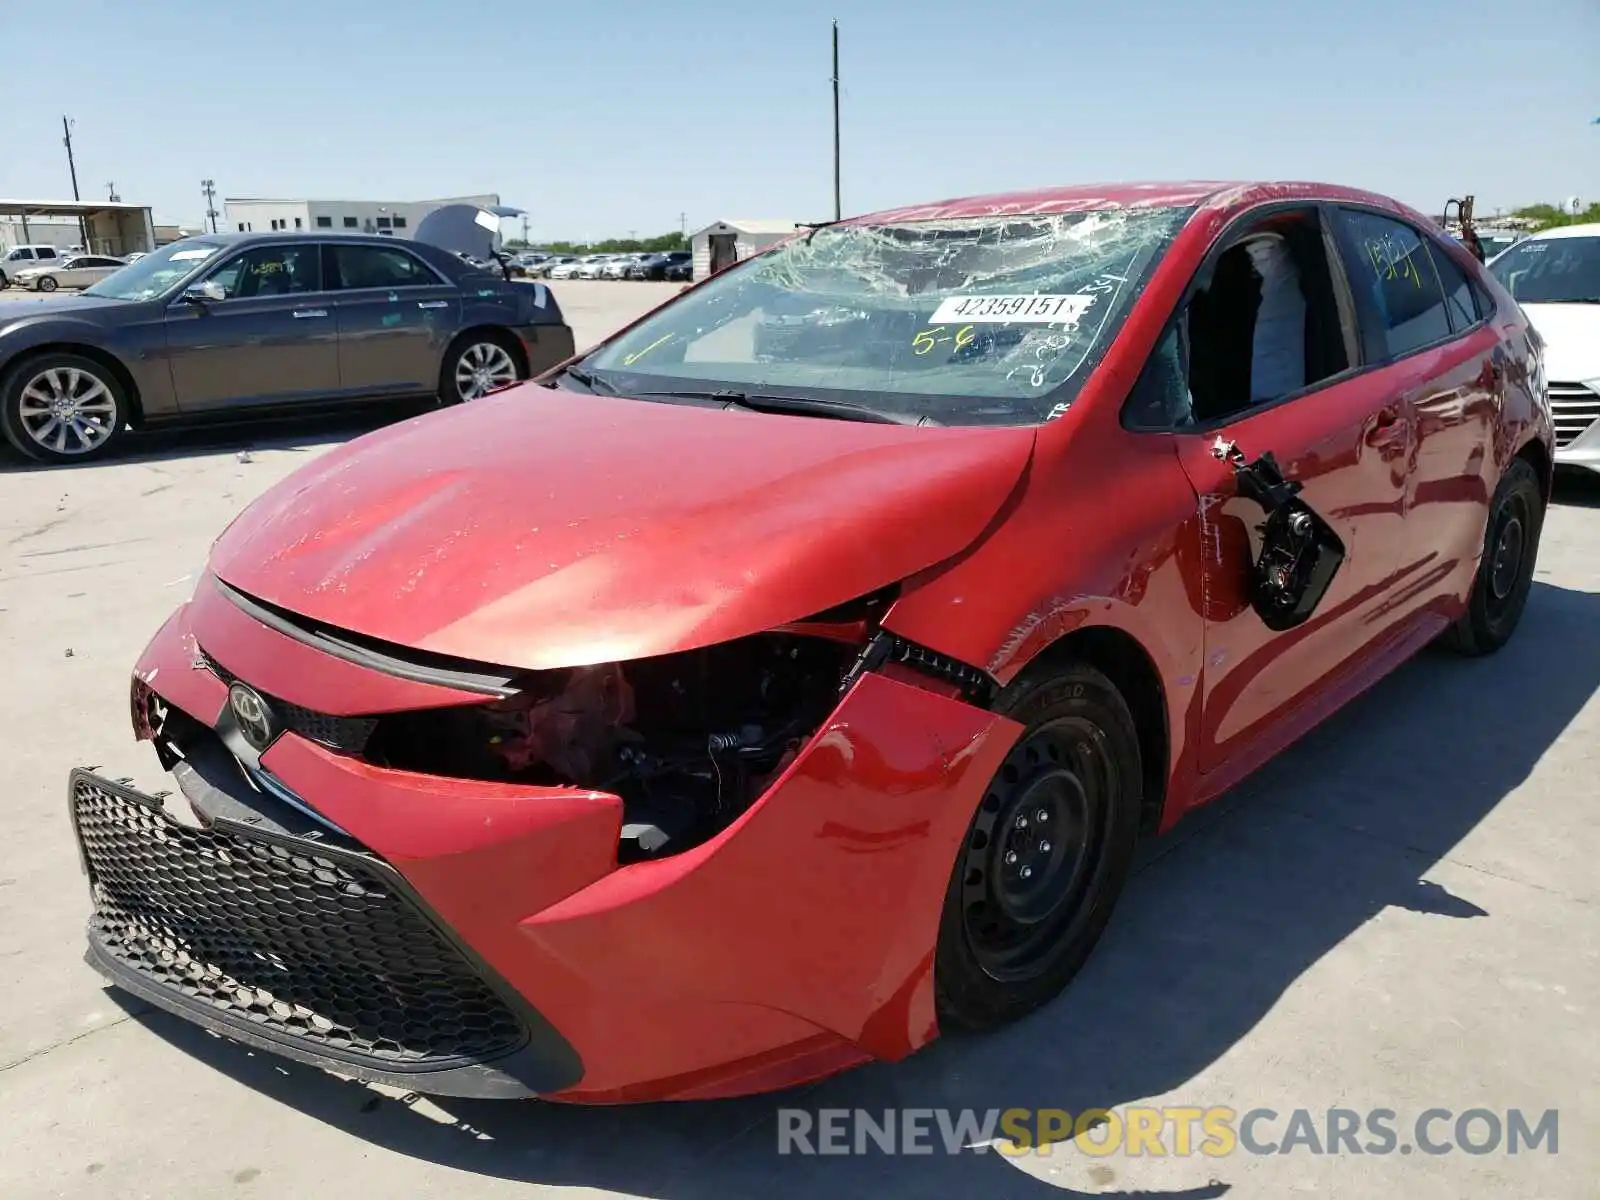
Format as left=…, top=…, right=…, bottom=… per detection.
left=221, top=194, right=502, bottom=239
left=690, top=218, right=802, bottom=280
left=0, top=199, right=157, bottom=257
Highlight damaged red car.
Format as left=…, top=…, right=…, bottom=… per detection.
left=71, top=181, right=1553, bottom=1104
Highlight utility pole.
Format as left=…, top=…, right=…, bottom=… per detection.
left=521, top=214, right=530, bottom=246
left=201, top=179, right=218, bottom=233
left=62, top=116, right=88, bottom=248
left=831, top=20, right=841, bottom=221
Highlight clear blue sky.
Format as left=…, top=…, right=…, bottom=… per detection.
left=1, top=0, right=1595, bottom=240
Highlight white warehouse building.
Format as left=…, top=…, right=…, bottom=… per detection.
left=222, top=194, right=503, bottom=240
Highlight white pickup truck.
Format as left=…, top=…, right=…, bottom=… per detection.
left=0, top=244, right=76, bottom=289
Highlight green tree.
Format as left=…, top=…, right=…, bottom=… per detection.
left=532, top=231, right=688, bottom=254
left=1508, top=202, right=1600, bottom=232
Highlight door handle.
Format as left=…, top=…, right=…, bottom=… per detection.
left=292, top=309, right=328, bottom=319
left=417, top=300, right=449, bottom=310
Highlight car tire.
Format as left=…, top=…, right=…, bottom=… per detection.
left=36, top=275, right=58, bottom=292
left=1440, top=456, right=1543, bottom=656
left=0, top=352, right=127, bottom=464
left=439, top=332, right=524, bottom=405
left=933, top=661, right=1144, bottom=1033
left=0, top=272, right=9, bottom=289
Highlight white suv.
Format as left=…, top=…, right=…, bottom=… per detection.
left=0, top=244, right=70, bottom=288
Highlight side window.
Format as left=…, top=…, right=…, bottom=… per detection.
left=327, top=245, right=436, bottom=290
left=1124, top=209, right=1352, bottom=430
left=204, top=244, right=321, bottom=299
left=38, top=248, right=57, bottom=260
left=1428, top=242, right=1479, bottom=333
left=1335, top=210, right=1452, bottom=360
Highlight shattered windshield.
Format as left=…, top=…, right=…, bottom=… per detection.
left=581, top=205, right=1194, bottom=425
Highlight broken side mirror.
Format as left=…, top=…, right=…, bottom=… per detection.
left=1214, top=441, right=1345, bottom=632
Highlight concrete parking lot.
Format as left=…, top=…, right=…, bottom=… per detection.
left=0, top=280, right=1595, bottom=1199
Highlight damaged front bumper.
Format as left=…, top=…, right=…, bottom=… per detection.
left=70, top=586, right=1022, bottom=1102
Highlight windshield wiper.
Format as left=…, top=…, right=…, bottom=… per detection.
left=631, top=388, right=939, bottom=426
left=551, top=363, right=617, bottom=393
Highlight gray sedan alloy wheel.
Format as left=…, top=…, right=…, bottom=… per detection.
left=454, top=341, right=519, bottom=400
left=16, top=363, right=120, bottom=457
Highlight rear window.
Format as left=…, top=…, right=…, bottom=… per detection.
left=583, top=205, right=1194, bottom=426
left=1336, top=209, right=1453, bottom=359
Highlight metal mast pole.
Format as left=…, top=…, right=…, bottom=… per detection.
left=831, top=21, right=841, bottom=221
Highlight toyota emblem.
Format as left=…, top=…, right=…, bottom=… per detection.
left=228, top=682, right=276, bottom=750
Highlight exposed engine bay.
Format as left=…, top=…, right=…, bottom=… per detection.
left=364, top=634, right=860, bottom=861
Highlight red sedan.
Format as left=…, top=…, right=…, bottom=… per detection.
left=72, top=180, right=1553, bottom=1104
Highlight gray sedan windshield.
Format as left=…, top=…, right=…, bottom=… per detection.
left=582, top=206, right=1193, bottom=426
left=83, top=241, right=223, bottom=301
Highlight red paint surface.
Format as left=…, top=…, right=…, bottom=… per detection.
left=124, top=179, right=1554, bottom=1100
left=208, top=393, right=1035, bottom=670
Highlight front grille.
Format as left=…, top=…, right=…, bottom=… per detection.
left=200, top=650, right=377, bottom=753
left=74, top=774, right=527, bottom=1067
left=1549, top=382, right=1600, bottom=449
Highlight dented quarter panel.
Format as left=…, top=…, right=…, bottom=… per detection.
left=207, top=388, right=1036, bottom=671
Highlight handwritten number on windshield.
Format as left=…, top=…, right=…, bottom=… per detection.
left=911, top=325, right=975, bottom=356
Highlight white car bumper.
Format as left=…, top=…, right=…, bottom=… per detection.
left=1551, top=381, right=1600, bottom=475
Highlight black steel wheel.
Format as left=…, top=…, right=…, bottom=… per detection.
left=935, top=662, right=1144, bottom=1031
left=1442, top=456, right=1543, bottom=656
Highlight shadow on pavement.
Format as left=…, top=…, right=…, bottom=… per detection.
left=0, top=404, right=410, bottom=473
left=112, top=572, right=1600, bottom=1199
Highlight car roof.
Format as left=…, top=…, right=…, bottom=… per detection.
left=1522, top=222, right=1600, bottom=240
left=850, top=180, right=1419, bottom=225
left=174, top=231, right=423, bottom=248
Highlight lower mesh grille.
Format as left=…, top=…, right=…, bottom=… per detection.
left=74, top=774, right=527, bottom=1067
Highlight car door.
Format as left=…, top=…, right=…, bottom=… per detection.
left=1125, top=203, right=1412, bottom=778
left=325, top=242, right=460, bottom=396
left=1328, top=207, right=1501, bottom=604
left=164, top=241, right=340, bottom=411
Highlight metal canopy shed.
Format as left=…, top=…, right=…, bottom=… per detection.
left=0, top=198, right=157, bottom=257
left=690, top=219, right=802, bottom=281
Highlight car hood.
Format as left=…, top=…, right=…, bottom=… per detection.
left=208, top=387, right=1036, bottom=671
left=1520, top=303, right=1600, bottom=383
left=0, top=293, right=132, bottom=325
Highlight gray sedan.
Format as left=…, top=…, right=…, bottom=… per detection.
left=0, top=231, right=575, bottom=463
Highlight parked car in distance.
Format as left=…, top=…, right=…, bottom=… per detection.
left=13, top=253, right=128, bottom=292
left=664, top=256, right=692, bottom=281
left=547, top=257, right=586, bottom=279
left=0, top=244, right=70, bottom=288
left=630, top=250, right=691, bottom=280
left=1487, top=221, right=1600, bottom=473
left=0, top=227, right=575, bottom=463
left=71, top=180, right=1553, bottom=1106
left=577, top=254, right=617, bottom=280
left=1476, top=229, right=1522, bottom=260
left=601, top=255, right=639, bottom=280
